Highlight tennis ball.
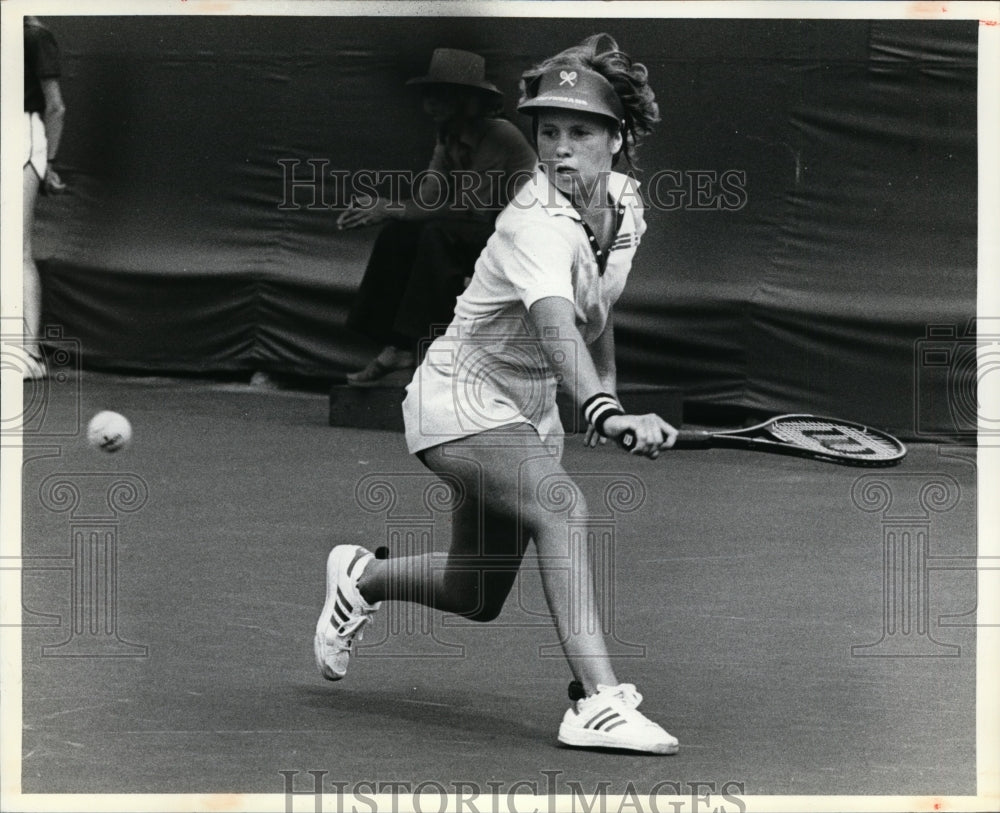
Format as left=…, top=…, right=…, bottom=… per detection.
left=87, top=410, right=132, bottom=453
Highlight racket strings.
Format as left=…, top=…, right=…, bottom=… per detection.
left=767, top=420, right=903, bottom=460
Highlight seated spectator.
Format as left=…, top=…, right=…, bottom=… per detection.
left=338, top=48, right=537, bottom=384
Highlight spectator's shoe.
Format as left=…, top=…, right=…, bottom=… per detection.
left=558, top=683, right=679, bottom=754
left=22, top=354, right=48, bottom=381
left=346, top=347, right=414, bottom=386
left=314, top=545, right=381, bottom=681
left=249, top=371, right=282, bottom=390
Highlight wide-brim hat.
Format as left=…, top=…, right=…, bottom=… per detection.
left=406, top=48, right=503, bottom=99
left=518, top=66, right=625, bottom=128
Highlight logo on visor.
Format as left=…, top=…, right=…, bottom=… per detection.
left=559, top=70, right=578, bottom=87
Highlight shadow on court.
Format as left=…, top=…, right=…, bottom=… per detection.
left=18, top=372, right=977, bottom=797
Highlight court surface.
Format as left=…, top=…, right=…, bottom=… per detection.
left=18, top=372, right=978, bottom=799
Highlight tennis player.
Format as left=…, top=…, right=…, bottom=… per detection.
left=315, top=34, right=679, bottom=754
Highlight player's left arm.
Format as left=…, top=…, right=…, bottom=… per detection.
left=589, top=311, right=617, bottom=393
left=529, top=296, right=673, bottom=457
left=584, top=313, right=618, bottom=446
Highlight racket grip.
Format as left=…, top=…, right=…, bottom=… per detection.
left=673, top=429, right=712, bottom=447
left=618, top=428, right=711, bottom=451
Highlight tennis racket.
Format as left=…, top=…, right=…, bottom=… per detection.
left=619, top=413, right=907, bottom=467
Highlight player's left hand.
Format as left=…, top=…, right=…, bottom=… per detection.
left=583, top=424, right=607, bottom=448
left=604, top=413, right=678, bottom=459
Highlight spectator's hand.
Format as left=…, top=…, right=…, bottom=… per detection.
left=336, top=195, right=392, bottom=230
left=43, top=167, right=67, bottom=196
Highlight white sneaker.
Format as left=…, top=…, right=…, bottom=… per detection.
left=314, top=545, right=381, bottom=681
left=558, top=683, right=679, bottom=754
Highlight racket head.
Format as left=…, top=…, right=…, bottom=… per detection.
left=759, top=414, right=907, bottom=466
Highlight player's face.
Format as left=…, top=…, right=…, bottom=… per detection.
left=536, top=110, right=622, bottom=204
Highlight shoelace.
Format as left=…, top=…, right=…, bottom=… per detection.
left=594, top=683, right=643, bottom=710
left=335, top=610, right=375, bottom=646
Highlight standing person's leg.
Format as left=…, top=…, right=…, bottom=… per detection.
left=23, top=161, right=46, bottom=379
left=414, top=425, right=619, bottom=691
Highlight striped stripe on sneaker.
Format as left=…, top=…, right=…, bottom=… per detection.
left=558, top=683, right=679, bottom=754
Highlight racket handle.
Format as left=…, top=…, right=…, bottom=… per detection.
left=618, top=428, right=712, bottom=451
left=674, top=429, right=712, bottom=447
left=618, top=430, right=638, bottom=451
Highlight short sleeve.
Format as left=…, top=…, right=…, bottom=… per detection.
left=633, top=198, right=647, bottom=240
left=28, top=26, right=61, bottom=79
left=495, top=221, right=576, bottom=310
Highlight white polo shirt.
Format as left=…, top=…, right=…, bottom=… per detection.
left=402, top=166, right=647, bottom=455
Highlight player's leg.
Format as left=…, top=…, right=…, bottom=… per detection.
left=490, top=434, right=678, bottom=754
left=314, top=426, right=529, bottom=680
left=357, top=440, right=528, bottom=622
left=360, top=424, right=616, bottom=685
left=397, top=425, right=678, bottom=753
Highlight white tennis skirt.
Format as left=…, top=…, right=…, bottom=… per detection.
left=401, top=331, right=565, bottom=458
